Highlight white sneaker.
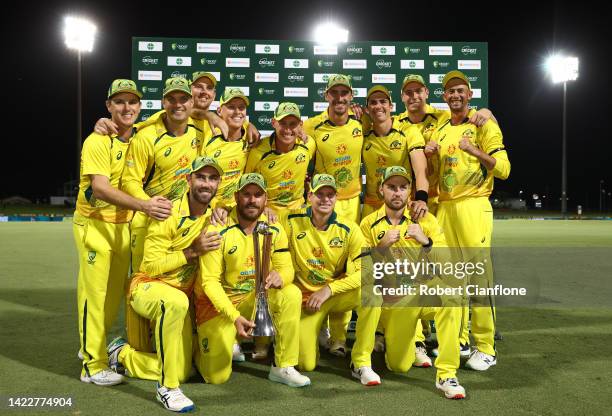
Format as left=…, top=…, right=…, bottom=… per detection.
left=77, top=350, right=84, bottom=360
left=318, top=326, right=331, bottom=348
left=328, top=339, right=347, bottom=357
left=156, top=383, right=195, bottom=412
left=435, top=378, right=466, bottom=399
left=413, top=342, right=432, bottom=368
left=107, top=337, right=127, bottom=372
left=373, top=333, right=385, bottom=353
left=80, top=369, right=124, bottom=386
left=252, top=343, right=269, bottom=361
left=268, top=365, right=311, bottom=387
left=460, top=343, right=471, bottom=358
left=232, top=343, right=245, bottom=362
left=351, top=365, right=381, bottom=386
left=465, top=349, right=497, bottom=371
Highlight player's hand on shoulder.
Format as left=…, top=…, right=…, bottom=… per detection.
left=469, top=108, right=493, bottom=127
left=211, top=207, right=229, bottom=225
left=94, top=118, right=118, bottom=135
left=144, top=196, right=173, bottom=220
left=264, top=207, right=278, bottom=224
left=409, top=200, right=428, bottom=222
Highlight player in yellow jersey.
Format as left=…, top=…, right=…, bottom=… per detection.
left=428, top=70, right=510, bottom=371
left=75, top=79, right=173, bottom=386
left=106, top=156, right=223, bottom=412
left=194, top=173, right=310, bottom=387
left=360, top=166, right=466, bottom=399
left=121, top=77, right=204, bottom=272
left=362, top=85, right=429, bottom=220
left=201, top=88, right=252, bottom=209
left=245, top=102, right=315, bottom=211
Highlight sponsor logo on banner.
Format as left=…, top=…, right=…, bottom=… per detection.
left=317, top=59, right=335, bottom=68
left=170, top=71, right=188, bottom=78
left=138, top=41, right=163, bottom=52
left=258, top=115, right=272, bottom=125
left=400, top=59, right=425, bottom=69
left=313, top=73, right=332, bottom=83
left=255, top=101, right=279, bottom=111
left=349, top=74, right=364, bottom=82
left=314, top=45, right=338, bottom=55
left=458, top=60, right=482, bottom=70
left=141, top=100, right=162, bottom=110
left=372, top=46, right=396, bottom=55
left=229, top=43, right=247, bottom=53
left=254, top=73, right=279, bottom=82
left=317, top=87, right=325, bottom=98
left=208, top=72, right=221, bottom=81
left=255, top=44, right=280, bottom=54
left=200, top=58, right=218, bottom=65
left=197, top=43, right=221, bottom=53
left=142, top=56, right=159, bottom=66
left=461, top=45, right=478, bottom=55
left=226, top=58, right=250, bottom=68
left=226, top=86, right=250, bottom=95
left=404, top=46, right=422, bottom=54
left=429, top=46, right=453, bottom=55
left=352, top=88, right=366, bottom=98
left=430, top=102, right=449, bottom=111
left=258, top=87, right=276, bottom=95
left=346, top=45, right=364, bottom=55
left=138, top=70, right=162, bottom=81
left=372, top=74, right=396, bottom=83
left=429, top=74, right=444, bottom=84
left=433, top=88, right=444, bottom=98
left=168, top=57, right=191, bottom=66
left=343, top=59, right=367, bottom=69
left=472, top=89, right=482, bottom=98
left=258, top=58, right=276, bottom=68
left=468, top=76, right=479, bottom=82
left=259, top=130, right=274, bottom=136
left=288, top=45, right=306, bottom=53
left=313, top=102, right=328, bottom=112
left=141, top=86, right=159, bottom=94
left=433, top=61, right=450, bottom=69
left=284, top=87, right=308, bottom=97
left=376, top=59, right=392, bottom=69
left=285, top=59, right=309, bottom=68
left=209, top=101, right=220, bottom=111
left=288, top=73, right=305, bottom=83
left=171, top=43, right=188, bottom=50
left=229, top=73, right=247, bottom=81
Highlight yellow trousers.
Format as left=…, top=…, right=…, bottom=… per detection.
left=120, top=281, right=193, bottom=388
left=74, top=213, right=130, bottom=377
left=195, top=284, right=302, bottom=384
left=437, top=196, right=496, bottom=356
left=129, top=211, right=151, bottom=274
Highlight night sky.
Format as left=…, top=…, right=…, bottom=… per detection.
left=5, top=1, right=610, bottom=210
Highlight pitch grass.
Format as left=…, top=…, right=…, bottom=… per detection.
left=1, top=220, right=611, bottom=415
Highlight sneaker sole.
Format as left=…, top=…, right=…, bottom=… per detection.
left=156, top=394, right=195, bottom=413
left=351, top=371, right=381, bottom=386
left=465, top=360, right=496, bottom=371
left=80, top=374, right=123, bottom=386
left=435, top=384, right=466, bottom=399
left=413, top=362, right=432, bottom=368
left=268, top=373, right=311, bottom=388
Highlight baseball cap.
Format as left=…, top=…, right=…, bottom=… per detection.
left=163, top=77, right=192, bottom=97
left=366, top=85, right=392, bottom=103
left=325, top=74, right=352, bottom=92
left=192, top=71, right=217, bottom=87
left=274, top=102, right=301, bottom=121
left=310, top=174, right=337, bottom=192
left=107, top=79, right=142, bottom=99
left=190, top=156, right=223, bottom=176
left=219, top=87, right=250, bottom=107
left=237, top=173, right=266, bottom=192
left=442, top=70, right=471, bottom=90
left=381, top=166, right=412, bottom=184
left=401, top=74, right=427, bottom=91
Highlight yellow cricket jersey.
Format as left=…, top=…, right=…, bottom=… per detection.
left=362, top=119, right=425, bottom=207
left=121, top=115, right=203, bottom=202
left=280, top=207, right=367, bottom=297
left=195, top=208, right=294, bottom=324
left=310, top=116, right=364, bottom=200
left=201, top=129, right=250, bottom=208
left=130, top=191, right=212, bottom=295
left=139, top=110, right=215, bottom=144
left=431, top=109, right=510, bottom=201
left=75, top=132, right=134, bottom=223
left=244, top=134, right=315, bottom=210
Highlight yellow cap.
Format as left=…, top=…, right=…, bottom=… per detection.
left=219, top=87, right=250, bottom=107
left=442, top=70, right=471, bottom=90
left=310, top=174, right=337, bottom=192
left=192, top=71, right=217, bottom=87
left=366, top=85, right=392, bottom=103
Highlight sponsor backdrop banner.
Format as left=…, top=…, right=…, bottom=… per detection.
left=133, top=38, right=487, bottom=133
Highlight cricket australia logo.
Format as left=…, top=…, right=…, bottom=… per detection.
left=329, top=237, right=344, bottom=248
left=87, top=251, right=97, bottom=265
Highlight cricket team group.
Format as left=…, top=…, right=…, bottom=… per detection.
left=74, top=67, right=510, bottom=412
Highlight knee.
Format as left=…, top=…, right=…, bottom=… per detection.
left=298, top=354, right=317, bottom=372
left=204, top=370, right=231, bottom=385
left=163, top=294, right=189, bottom=316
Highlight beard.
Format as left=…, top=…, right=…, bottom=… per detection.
left=384, top=197, right=407, bottom=212
left=238, top=202, right=265, bottom=221
left=192, top=187, right=217, bottom=206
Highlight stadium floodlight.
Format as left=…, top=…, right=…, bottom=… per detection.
left=545, top=54, right=579, bottom=217
left=63, top=16, right=97, bottom=182
left=313, top=22, right=348, bottom=45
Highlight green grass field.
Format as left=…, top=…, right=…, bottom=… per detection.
left=1, top=220, right=611, bottom=415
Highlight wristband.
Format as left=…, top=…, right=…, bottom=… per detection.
left=422, top=237, right=433, bottom=248
left=415, top=190, right=429, bottom=203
